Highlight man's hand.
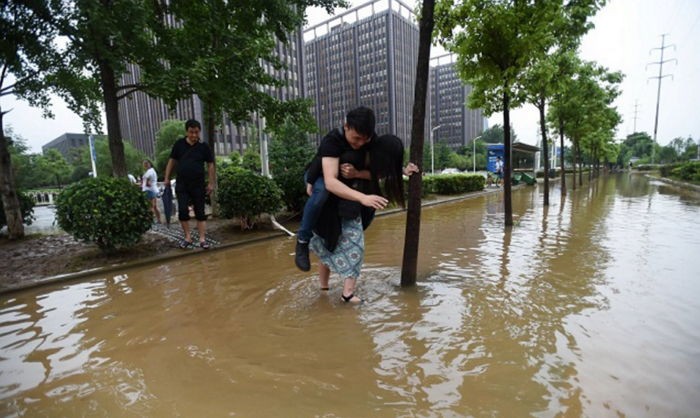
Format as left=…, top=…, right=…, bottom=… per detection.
left=306, top=183, right=313, bottom=196
left=164, top=179, right=171, bottom=187
left=360, top=194, right=388, bottom=210
left=206, top=183, right=214, bottom=195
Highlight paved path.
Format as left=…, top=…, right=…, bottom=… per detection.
left=149, top=223, right=220, bottom=247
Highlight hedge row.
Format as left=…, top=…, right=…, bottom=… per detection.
left=669, top=161, right=700, bottom=183
left=414, top=173, right=485, bottom=195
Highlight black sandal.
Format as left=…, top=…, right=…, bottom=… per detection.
left=179, top=239, right=193, bottom=249
left=340, top=293, right=364, bottom=304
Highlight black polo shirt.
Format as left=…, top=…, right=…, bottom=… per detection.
left=170, top=137, right=214, bottom=183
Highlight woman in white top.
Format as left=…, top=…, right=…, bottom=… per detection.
left=142, top=159, right=162, bottom=223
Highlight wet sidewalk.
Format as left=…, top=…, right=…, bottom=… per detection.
left=0, top=184, right=512, bottom=295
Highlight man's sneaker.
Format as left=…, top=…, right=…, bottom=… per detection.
left=295, top=240, right=311, bottom=271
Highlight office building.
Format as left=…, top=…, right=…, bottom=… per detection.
left=429, top=54, right=485, bottom=150
left=304, top=0, right=420, bottom=144
left=42, top=133, right=90, bottom=161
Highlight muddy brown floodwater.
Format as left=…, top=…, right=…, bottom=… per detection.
left=1, top=173, right=700, bottom=416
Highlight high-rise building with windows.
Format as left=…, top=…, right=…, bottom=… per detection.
left=118, top=29, right=305, bottom=157
left=304, top=0, right=420, bottom=144
left=429, top=54, right=484, bottom=150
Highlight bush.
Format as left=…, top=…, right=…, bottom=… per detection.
left=670, top=161, right=700, bottom=183
left=0, top=191, right=35, bottom=229
left=403, top=174, right=484, bottom=196
left=659, top=163, right=682, bottom=177
left=55, top=177, right=152, bottom=251
left=404, top=175, right=434, bottom=197
left=269, top=119, right=316, bottom=212
left=217, top=166, right=283, bottom=229
left=431, top=173, right=485, bottom=194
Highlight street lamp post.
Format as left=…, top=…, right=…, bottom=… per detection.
left=471, top=135, right=482, bottom=173
left=430, top=125, right=442, bottom=175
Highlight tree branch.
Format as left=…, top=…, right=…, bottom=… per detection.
left=116, top=86, right=144, bottom=100
left=116, top=83, right=142, bottom=93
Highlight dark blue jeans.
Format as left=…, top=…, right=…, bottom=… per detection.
left=297, top=174, right=328, bottom=243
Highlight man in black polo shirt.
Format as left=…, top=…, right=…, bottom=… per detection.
left=164, top=119, right=216, bottom=249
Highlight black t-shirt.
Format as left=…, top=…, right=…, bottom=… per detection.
left=307, top=128, right=367, bottom=187
left=169, top=137, right=214, bottom=183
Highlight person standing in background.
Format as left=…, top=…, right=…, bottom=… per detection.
left=164, top=119, right=216, bottom=249
left=141, top=159, right=161, bottom=224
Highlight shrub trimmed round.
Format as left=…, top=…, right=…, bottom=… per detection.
left=55, top=177, right=152, bottom=251
left=217, top=166, right=283, bottom=227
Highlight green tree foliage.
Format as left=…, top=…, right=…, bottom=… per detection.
left=148, top=0, right=346, bottom=152
left=241, top=147, right=262, bottom=173
left=5, top=128, right=33, bottom=190
left=45, top=0, right=166, bottom=177
left=1, top=1, right=100, bottom=238
left=447, top=153, right=469, bottom=171
left=72, top=137, right=147, bottom=180
left=435, top=1, right=609, bottom=221
left=55, top=177, right=152, bottom=251
left=269, top=118, right=316, bottom=212
left=155, top=120, right=185, bottom=177
left=35, top=149, right=72, bottom=188
left=217, top=166, right=283, bottom=229
left=480, top=124, right=517, bottom=144
left=548, top=59, right=622, bottom=186
left=617, top=132, right=653, bottom=166
left=436, top=0, right=560, bottom=225
left=521, top=2, right=604, bottom=203
left=6, top=129, right=74, bottom=189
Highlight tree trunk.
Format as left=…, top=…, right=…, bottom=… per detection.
left=578, top=145, right=583, bottom=186
left=538, top=98, right=549, bottom=206
left=503, top=90, right=513, bottom=227
left=202, top=100, right=219, bottom=217
left=571, top=140, right=577, bottom=191
left=400, top=0, right=434, bottom=287
left=559, top=117, right=566, bottom=195
left=0, top=109, right=25, bottom=239
left=99, top=60, right=127, bottom=177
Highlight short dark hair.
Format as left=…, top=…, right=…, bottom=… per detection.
left=345, top=106, right=375, bottom=138
left=185, top=119, right=201, bottom=130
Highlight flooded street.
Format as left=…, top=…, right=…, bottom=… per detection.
left=1, top=173, right=699, bottom=416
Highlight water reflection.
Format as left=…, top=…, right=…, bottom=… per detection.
left=1, top=174, right=700, bottom=416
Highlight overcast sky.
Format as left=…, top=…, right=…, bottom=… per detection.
left=3, top=0, right=698, bottom=153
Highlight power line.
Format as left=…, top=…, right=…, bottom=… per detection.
left=646, top=34, right=677, bottom=164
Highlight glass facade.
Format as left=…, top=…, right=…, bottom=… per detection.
left=304, top=0, right=419, bottom=144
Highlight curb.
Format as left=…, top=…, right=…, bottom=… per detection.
left=646, top=174, right=700, bottom=192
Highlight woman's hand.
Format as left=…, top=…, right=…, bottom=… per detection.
left=360, top=194, right=388, bottom=210
left=403, top=162, right=420, bottom=177
left=340, top=163, right=358, bottom=179
left=306, top=183, right=313, bottom=196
